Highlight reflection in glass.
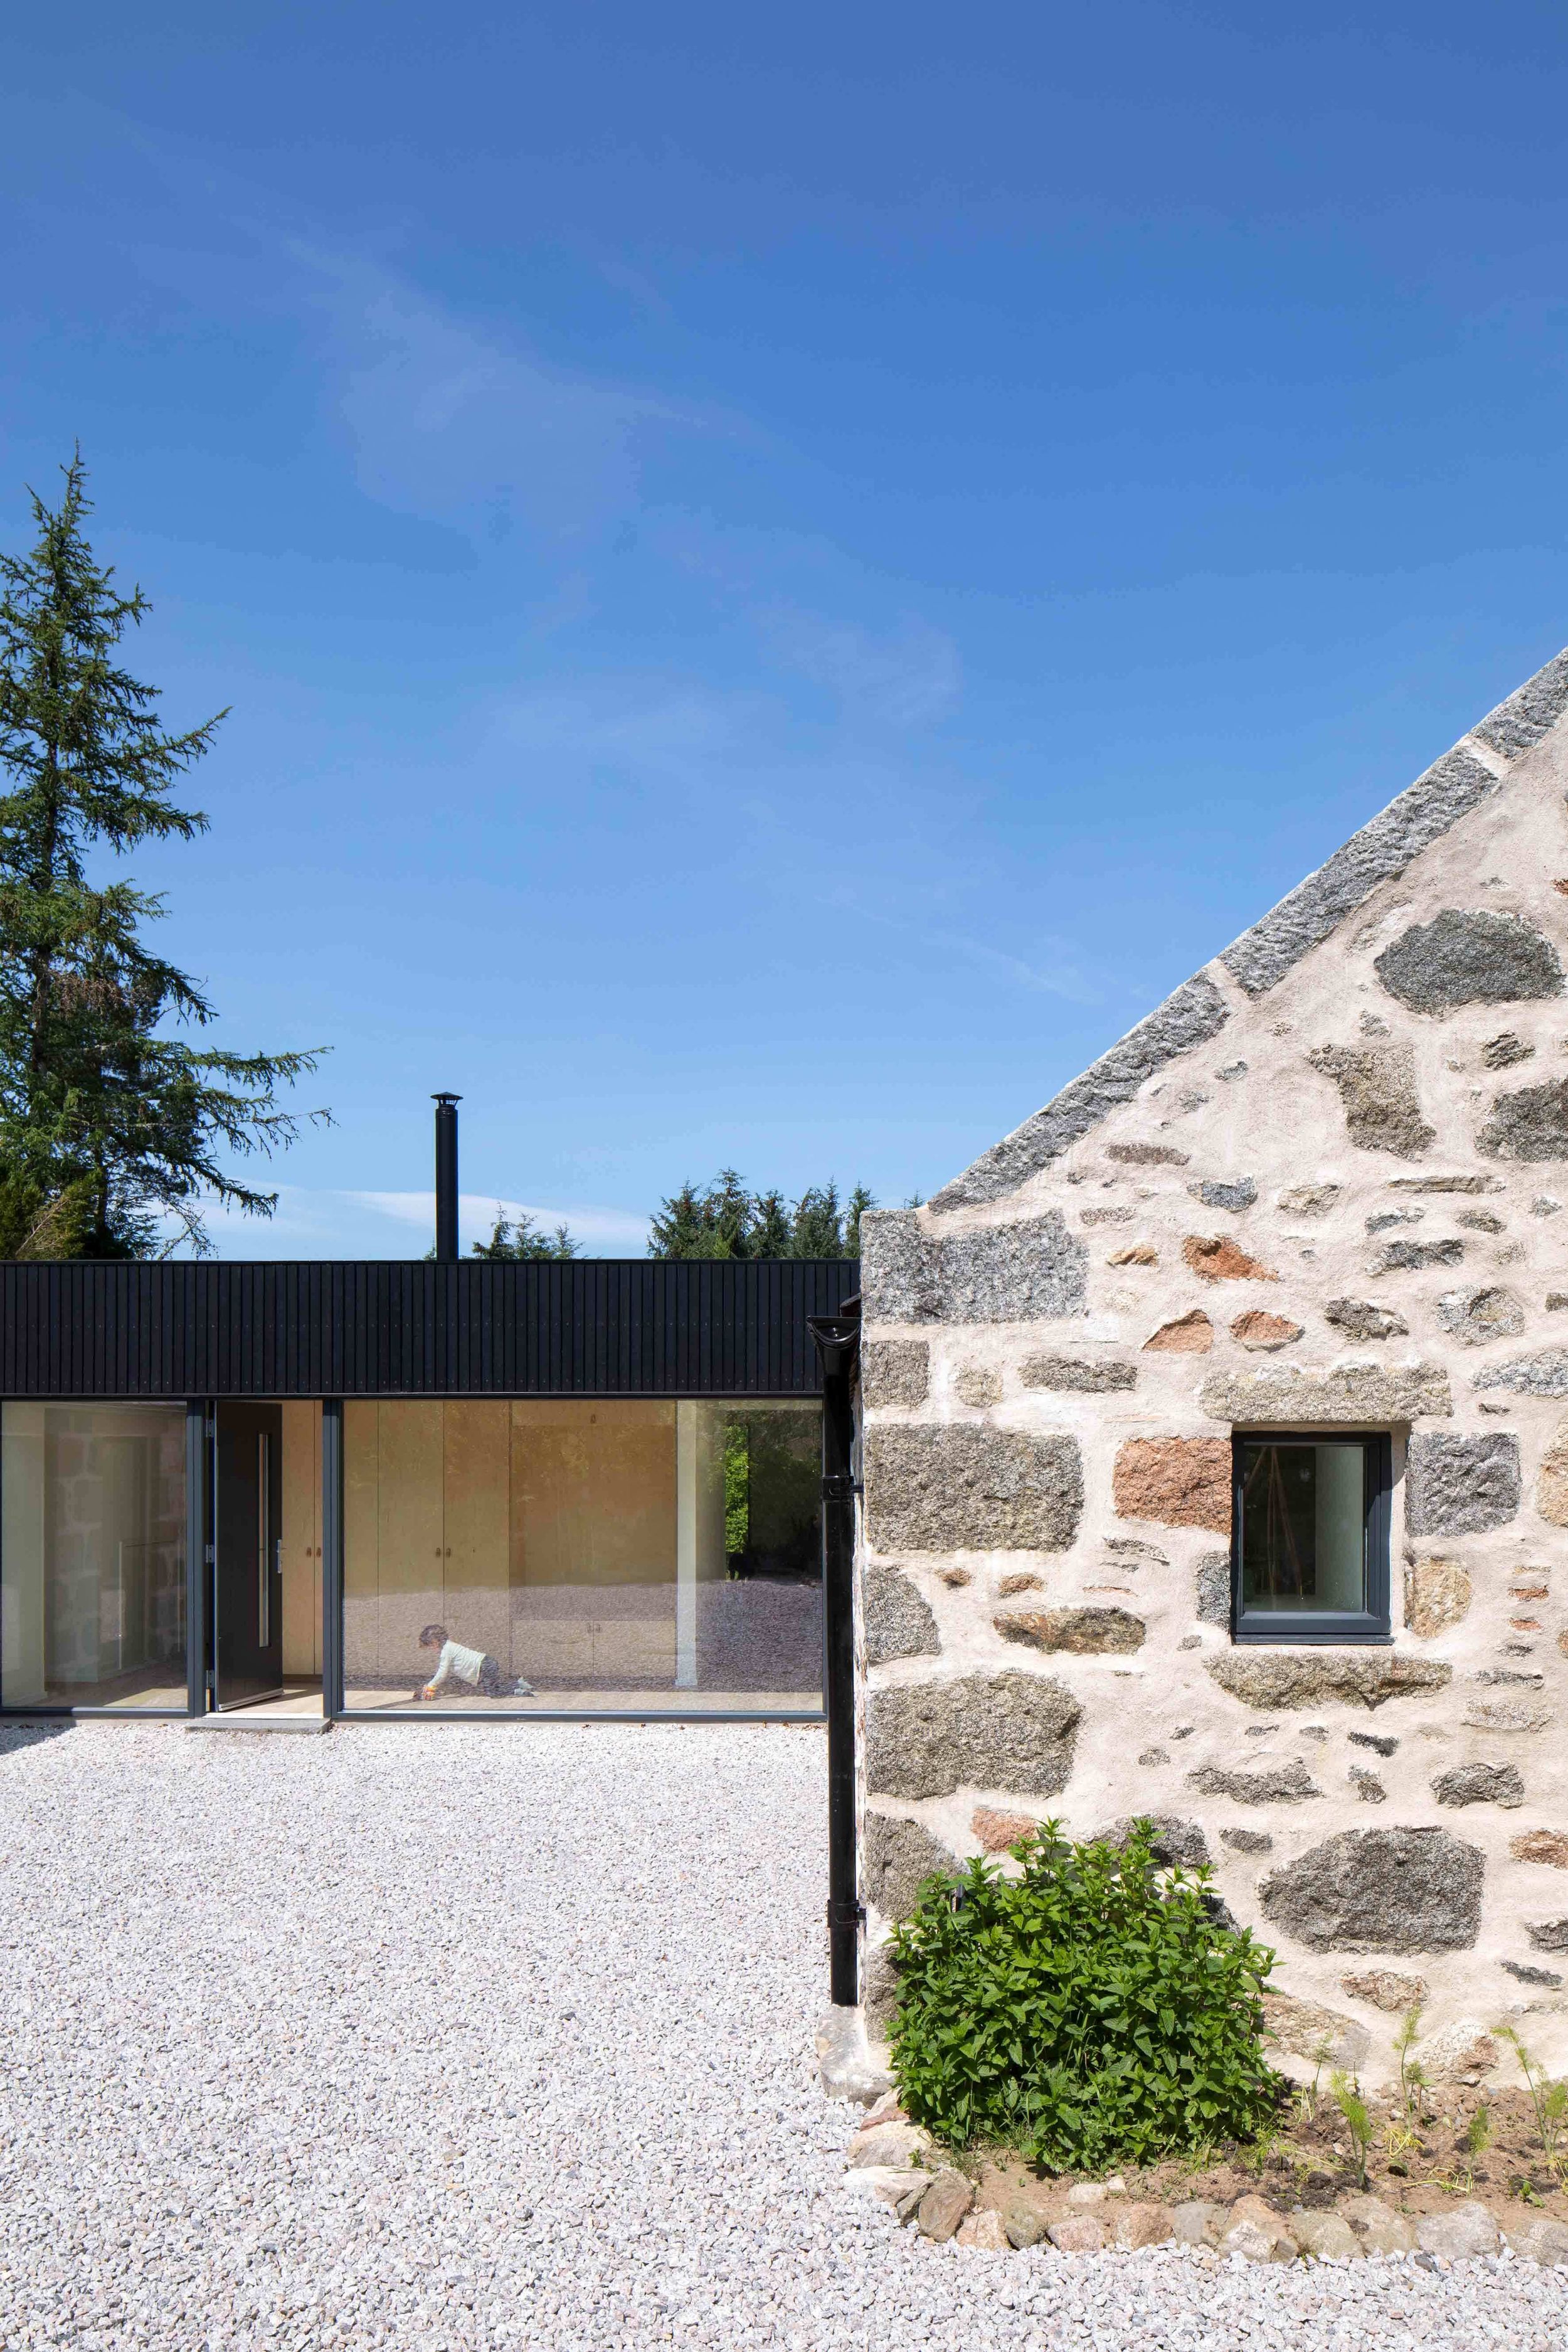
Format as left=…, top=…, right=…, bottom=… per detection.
left=1239, top=1438, right=1367, bottom=1614
left=1, top=1403, right=187, bottom=1708
left=342, top=1400, right=822, bottom=1711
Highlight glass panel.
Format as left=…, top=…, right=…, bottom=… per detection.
left=1239, top=1439, right=1367, bottom=1615
left=1, top=1403, right=187, bottom=1709
left=341, top=1400, right=823, bottom=1711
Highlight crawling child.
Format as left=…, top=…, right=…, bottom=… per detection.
left=416, top=1624, right=534, bottom=1701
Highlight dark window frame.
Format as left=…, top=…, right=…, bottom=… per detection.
left=1231, top=1429, right=1392, bottom=1646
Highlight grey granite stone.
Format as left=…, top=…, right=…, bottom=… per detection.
left=1406, top=1432, right=1521, bottom=1533
left=1278, top=1183, right=1341, bottom=1215
left=1471, top=646, right=1568, bottom=758
left=1456, top=1210, right=1505, bottom=1232
left=1188, top=1177, right=1257, bottom=1212
left=1479, top=1077, right=1568, bottom=1161
left=1387, top=1178, right=1491, bottom=1200
left=1187, top=1759, right=1323, bottom=1804
left=860, top=1938, right=901, bottom=2035
left=1017, top=1354, right=1136, bottom=1393
left=1221, top=1826, right=1274, bottom=1854
left=1195, top=1551, right=1231, bottom=1627
left=1259, top=1827, right=1485, bottom=1953
left=1106, top=1536, right=1168, bottom=1563
left=1221, top=745, right=1500, bottom=998
left=1325, top=1297, right=1409, bottom=1340
left=1197, top=1361, right=1451, bottom=1423
left=995, top=1605, right=1145, bottom=1655
left=862, top=1814, right=961, bottom=1922
left=1387, top=1173, right=1496, bottom=1192
left=1503, top=1960, right=1565, bottom=1987
left=1348, top=1731, right=1399, bottom=1757
left=1308, top=1041, right=1435, bottom=1159
left=1369, top=1236, right=1464, bottom=1272
left=866, top=1671, right=1081, bottom=1801
left=1095, top=1815, right=1211, bottom=1869
left=1526, top=1917, right=1568, bottom=1953
left=1475, top=1344, right=1568, bottom=1397
left=864, top=1565, right=941, bottom=1667
left=1432, top=1762, right=1525, bottom=1809
left=864, top=1426, right=1084, bottom=1553
left=1435, top=1286, right=1527, bottom=1345
left=1374, top=908, right=1564, bottom=1014
left=1483, top=1032, right=1535, bottom=1070
left=1263, top=1990, right=1371, bottom=2072
left=1206, top=1651, right=1451, bottom=1711
left=860, top=1338, right=930, bottom=1407
left=1108, top=1141, right=1189, bottom=1165
left=859, top=1208, right=1086, bottom=1324
left=927, top=974, right=1232, bottom=1210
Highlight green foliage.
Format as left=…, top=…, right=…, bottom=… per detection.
left=887, top=1819, right=1285, bottom=2173
left=720, top=1408, right=818, bottom=1573
left=1498, top=2024, right=1568, bottom=2181
left=1329, top=2070, right=1372, bottom=2190
left=469, top=1206, right=579, bottom=1261
left=723, top=1421, right=750, bottom=1556
left=1394, top=2001, right=1429, bottom=2129
left=647, top=1169, right=872, bottom=1259
left=0, top=453, right=327, bottom=1256
left=1461, top=2100, right=1491, bottom=2159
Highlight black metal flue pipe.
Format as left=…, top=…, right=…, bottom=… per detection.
left=433, top=1093, right=462, bottom=1263
left=810, top=1297, right=862, bottom=2007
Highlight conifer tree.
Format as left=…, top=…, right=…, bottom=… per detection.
left=0, top=454, right=327, bottom=1257
left=470, top=1207, right=579, bottom=1261
left=647, top=1171, right=872, bottom=1259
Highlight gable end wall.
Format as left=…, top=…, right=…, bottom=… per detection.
left=858, top=661, right=1568, bottom=2082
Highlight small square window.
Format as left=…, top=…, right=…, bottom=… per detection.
left=1231, top=1432, right=1391, bottom=1644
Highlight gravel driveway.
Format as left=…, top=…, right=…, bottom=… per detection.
left=1, top=1720, right=1565, bottom=2350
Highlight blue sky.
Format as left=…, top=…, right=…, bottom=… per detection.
left=3, top=4, right=1567, bottom=1256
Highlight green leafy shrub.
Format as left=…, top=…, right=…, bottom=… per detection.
left=886, top=1818, right=1285, bottom=2171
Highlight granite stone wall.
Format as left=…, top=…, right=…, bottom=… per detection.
left=856, top=651, right=1568, bottom=2084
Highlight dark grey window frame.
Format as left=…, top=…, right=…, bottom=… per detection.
left=1231, top=1429, right=1392, bottom=1646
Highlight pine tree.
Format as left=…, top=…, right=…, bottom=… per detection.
left=790, top=1181, right=844, bottom=1257
left=0, top=454, right=327, bottom=1257
left=647, top=1171, right=873, bottom=1259
left=470, top=1207, right=579, bottom=1261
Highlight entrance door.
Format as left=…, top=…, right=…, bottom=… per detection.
left=213, top=1403, right=284, bottom=1710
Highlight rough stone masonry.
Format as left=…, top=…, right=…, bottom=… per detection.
left=856, top=646, right=1568, bottom=2086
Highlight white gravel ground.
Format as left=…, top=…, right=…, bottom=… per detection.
left=1, top=1720, right=1565, bottom=2351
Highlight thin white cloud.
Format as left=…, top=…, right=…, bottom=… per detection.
left=761, top=607, right=962, bottom=730
left=164, top=1186, right=650, bottom=1260
left=295, top=247, right=714, bottom=544
left=345, top=1191, right=650, bottom=1248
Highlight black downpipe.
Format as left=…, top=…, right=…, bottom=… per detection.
left=810, top=1299, right=862, bottom=2007
left=433, top=1092, right=462, bottom=1262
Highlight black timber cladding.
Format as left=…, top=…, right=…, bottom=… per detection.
left=0, top=1258, right=861, bottom=1399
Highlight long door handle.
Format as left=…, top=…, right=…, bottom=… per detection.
left=258, top=1432, right=272, bottom=1648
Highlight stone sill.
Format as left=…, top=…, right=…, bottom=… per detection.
left=1232, top=1631, right=1393, bottom=1647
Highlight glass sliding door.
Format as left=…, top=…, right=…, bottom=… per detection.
left=341, top=1399, right=823, bottom=1713
left=1, top=1403, right=188, bottom=1711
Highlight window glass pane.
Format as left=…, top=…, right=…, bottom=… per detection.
left=1, top=1403, right=186, bottom=1709
left=1239, top=1439, right=1367, bottom=1615
left=341, top=1400, right=822, bottom=1711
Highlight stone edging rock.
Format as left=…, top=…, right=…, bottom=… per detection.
left=838, top=2104, right=1568, bottom=2267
